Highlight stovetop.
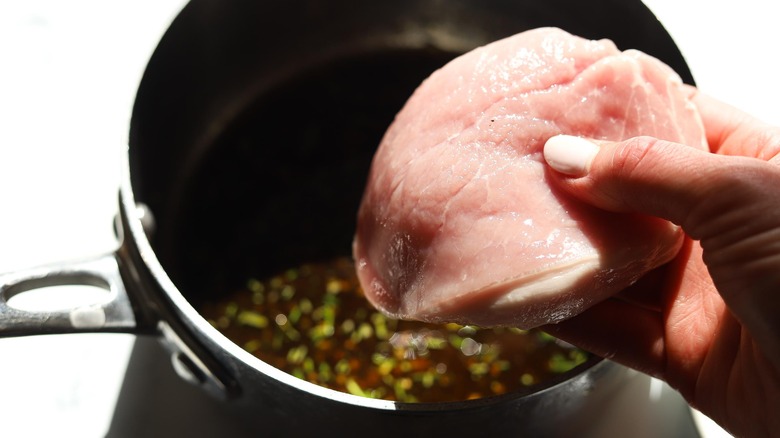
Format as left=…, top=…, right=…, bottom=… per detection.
left=3, top=1, right=777, bottom=436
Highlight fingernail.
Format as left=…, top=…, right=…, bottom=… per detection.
left=543, top=135, right=600, bottom=177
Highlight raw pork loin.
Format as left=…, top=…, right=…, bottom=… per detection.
left=353, top=28, right=706, bottom=328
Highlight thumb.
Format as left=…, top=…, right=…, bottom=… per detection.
left=542, top=134, right=768, bottom=239
left=543, top=134, right=780, bottom=367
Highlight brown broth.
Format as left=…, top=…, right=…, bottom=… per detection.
left=200, top=257, right=588, bottom=403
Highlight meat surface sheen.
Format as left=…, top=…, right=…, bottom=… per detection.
left=353, top=28, right=706, bottom=328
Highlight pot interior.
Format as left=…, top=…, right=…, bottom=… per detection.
left=164, top=48, right=458, bottom=302
left=131, top=0, right=693, bottom=302
left=128, top=0, right=694, bottom=402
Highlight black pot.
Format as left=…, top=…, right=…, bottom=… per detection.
left=0, top=0, right=695, bottom=436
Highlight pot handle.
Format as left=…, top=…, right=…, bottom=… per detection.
left=0, top=253, right=138, bottom=337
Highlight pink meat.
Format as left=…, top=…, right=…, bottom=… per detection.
left=353, top=28, right=706, bottom=328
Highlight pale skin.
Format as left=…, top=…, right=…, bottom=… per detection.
left=541, top=88, right=780, bottom=437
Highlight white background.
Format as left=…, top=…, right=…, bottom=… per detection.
left=0, top=1, right=777, bottom=436
left=0, top=2, right=186, bottom=437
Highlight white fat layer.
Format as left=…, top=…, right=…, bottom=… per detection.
left=493, top=258, right=599, bottom=308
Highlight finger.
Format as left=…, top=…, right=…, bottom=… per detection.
left=544, top=134, right=780, bottom=369
left=542, top=134, right=769, bottom=240
left=688, top=88, right=780, bottom=162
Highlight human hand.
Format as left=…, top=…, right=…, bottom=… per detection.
left=541, top=89, right=780, bottom=437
